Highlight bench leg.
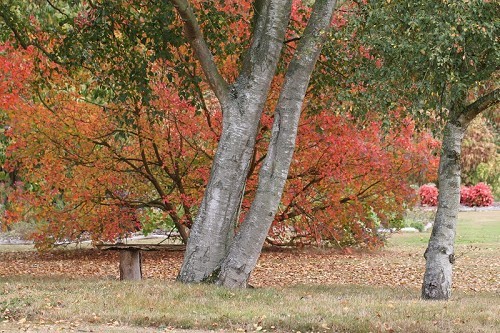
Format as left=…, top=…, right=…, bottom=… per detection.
left=119, top=249, right=142, bottom=280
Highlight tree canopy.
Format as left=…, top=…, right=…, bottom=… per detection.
left=2, top=0, right=494, bottom=289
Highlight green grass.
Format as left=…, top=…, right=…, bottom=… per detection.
left=387, top=210, right=500, bottom=248
left=455, top=211, right=500, bottom=245
left=0, top=276, right=498, bottom=333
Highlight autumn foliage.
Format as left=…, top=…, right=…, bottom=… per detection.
left=267, top=113, right=439, bottom=247
left=0, top=2, right=441, bottom=249
left=1, top=43, right=218, bottom=246
left=460, top=183, right=494, bottom=207
left=419, top=183, right=494, bottom=208
left=418, top=184, right=439, bottom=207
left=461, top=115, right=499, bottom=199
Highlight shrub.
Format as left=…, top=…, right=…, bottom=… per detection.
left=460, top=183, right=494, bottom=207
left=403, top=208, right=435, bottom=231
left=409, top=221, right=425, bottom=232
left=418, top=184, right=438, bottom=206
left=461, top=115, right=498, bottom=199
left=460, top=186, right=472, bottom=206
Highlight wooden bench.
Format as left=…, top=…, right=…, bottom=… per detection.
left=96, top=244, right=185, bottom=280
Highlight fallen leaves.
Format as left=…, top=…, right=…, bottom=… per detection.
left=0, top=245, right=498, bottom=293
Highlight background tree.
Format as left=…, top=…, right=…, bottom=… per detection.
left=0, top=42, right=32, bottom=231
left=461, top=113, right=499, bottom=199
left=349, top=0, right=499, bottom=300
left=0, top=41, right=220, bottom=246
left=268, top=109, right=439, bottom=247
left=1, top=41, right=438, bottom=249
left=1, top=0, right=341, bottom=287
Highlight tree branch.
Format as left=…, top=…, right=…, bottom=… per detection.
left=0, top=6, right=29, bottom=47
left=46, top=0, right=70, bottom=20
left=284, top=36, right=301, bottom=44
left=239, top=0, right=292, bottom=79
left=460, top=88, right=499, bottom=125
left=168, top=0, right=229, bottom=105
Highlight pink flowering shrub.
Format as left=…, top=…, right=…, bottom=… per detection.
left=460, top=183, right=494, bottom=207
left=419, top=184, right=439, bottom=206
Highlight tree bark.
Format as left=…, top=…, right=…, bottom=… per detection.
left=177, top=0, right=293, bottom=283
left=421, top=121, right=464, bottom=299
left=216, top=0, right=338, bottom=288
left=177, top=104, right=264, bottom=282
left=422, top=89, right=499, bottom=300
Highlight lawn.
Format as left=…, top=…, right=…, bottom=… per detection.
left=387, top=210, right=500, bottom=248
left=0, top=210, right=498, bottom=332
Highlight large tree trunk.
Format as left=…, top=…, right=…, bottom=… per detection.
left=177, top=103, right=263, bottom=282
left=177, top=0, right=293, bottom=283
left=216, top=0, right=338, bottom=288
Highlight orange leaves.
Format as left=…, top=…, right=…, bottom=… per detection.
left=267, top=111, right=440, bottom=247
left=2, top=44, right=217, bottom=246
left=1, top=1, right=441, bottom=249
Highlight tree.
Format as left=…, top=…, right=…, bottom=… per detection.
left=461, top=114, right=499, bottom=199
left=172, top=0, right=342, bottom=287
left=353, top=0, right=499, bottom=299
left=268, top=110, right=439, bottom=247
left=0, top=0, right=442, bottom=289
left=0, top=41, right=223, bottom=246
left=1, top=2, right=438, bottom=252
left=0, top=42, right=32, bottom=231
left=1, top=0, right=340, bottom=286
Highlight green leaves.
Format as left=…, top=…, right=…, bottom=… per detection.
left=1, top=0, right=197, bottom=118
left=369, top=0, right=497, bottom=100
left=318, top=0, right=498, bottom=129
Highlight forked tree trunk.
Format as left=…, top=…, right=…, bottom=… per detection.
left=177, top=0, right=293, bottom=283
left=177, top=103, right=264, bottom=282
left=177, top=0, right=339, bottom=286
left=217, top=0, right=338, bottom=288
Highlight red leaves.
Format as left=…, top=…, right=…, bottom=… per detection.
left=419, top=184, right=439, bottom=207
left=460, top=183, right=494, bottom=207
left=267, top=113, right=439, bottom=247
left=1, top=45, right=214, bottom=247
left=1, top=5, right=441, bottom=249
left=419, top=183, right=494, bottom=208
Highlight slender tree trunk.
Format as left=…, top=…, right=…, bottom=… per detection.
left=421, top=121, right=464, bottom=300
left=217, top=0, right=338, bottom=288
left=422, top=89, right=499, bottom=300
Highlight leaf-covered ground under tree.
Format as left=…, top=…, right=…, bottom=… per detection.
left=1, top=237, right=498, bottom=294
left=1, top=210, right=499, bottom=293
left=0, top=211, right=498, bottom=333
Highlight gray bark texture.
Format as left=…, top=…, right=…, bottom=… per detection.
left=177, top=104, right=265, bottom=282
left=217, top=0, right=338, bottom=288
left=177, top=0, right=338, bottom=286
left=421, top=122, right=464, bottom=300
left=422, top=89, right=498, bottom=299
left=177, top=0, right=293, bottom=283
